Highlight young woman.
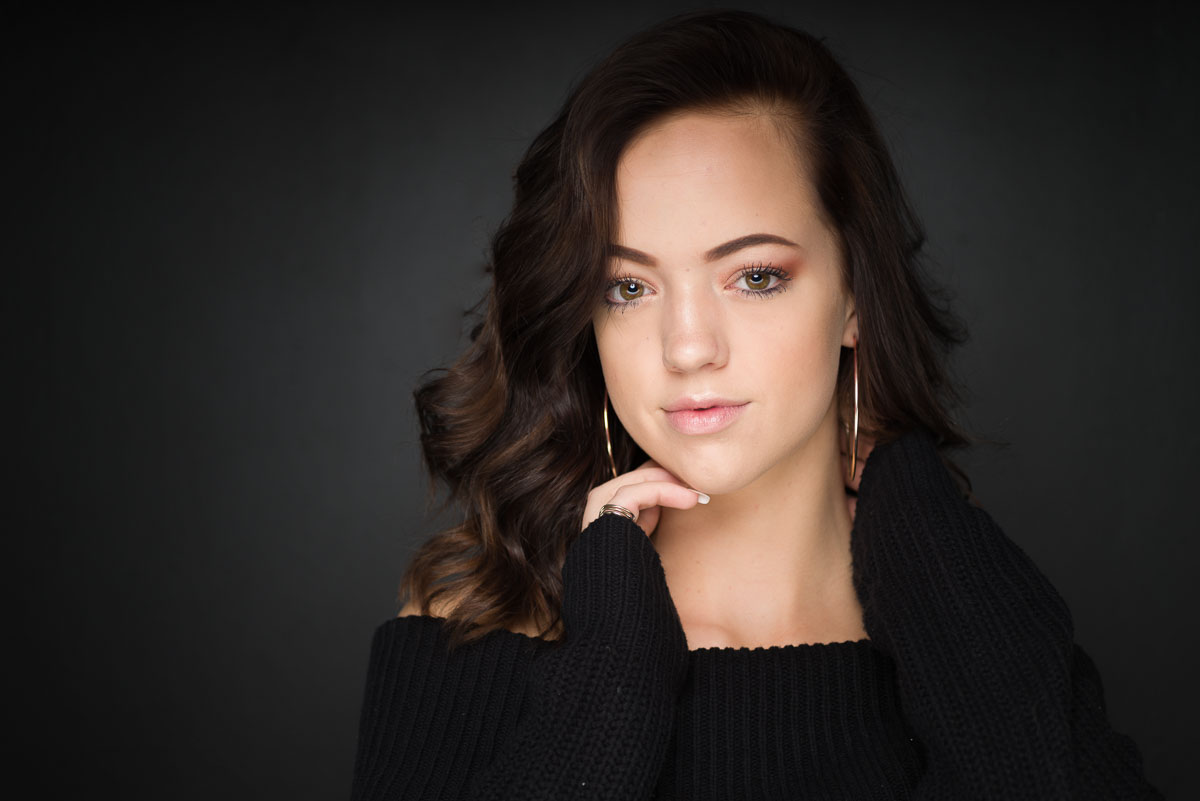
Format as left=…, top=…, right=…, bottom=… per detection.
left=351, top=10, right=1162, bottom=799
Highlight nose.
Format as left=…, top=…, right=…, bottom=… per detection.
left=661, top=284, right=728, bottom=373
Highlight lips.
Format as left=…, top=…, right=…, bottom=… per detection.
left=663, top=402, right=748, bottom=435
left=663, top=395, right=745, bottom=412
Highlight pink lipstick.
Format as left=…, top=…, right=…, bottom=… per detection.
left=664, top=400, right=748, bottom=435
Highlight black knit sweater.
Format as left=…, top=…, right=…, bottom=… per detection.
left=350, top=427, right=1162, bottom=799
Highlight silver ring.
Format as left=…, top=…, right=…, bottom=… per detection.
left=600, top=503, right=637, bottom=521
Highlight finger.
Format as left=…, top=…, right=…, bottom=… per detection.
left=606, top=480, right=708, bottom=516
left=584, top=480, right=708, bottom=532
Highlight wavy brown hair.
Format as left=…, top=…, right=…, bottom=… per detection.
left=400, top=8, right=992, bottom=648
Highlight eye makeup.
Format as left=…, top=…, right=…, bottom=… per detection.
left=602, top=261, right=792, bottom=311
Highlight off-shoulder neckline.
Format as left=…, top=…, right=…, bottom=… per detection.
left=390, top=615, right=876, bottom=657
left=688, top=637, right=873, bottom=655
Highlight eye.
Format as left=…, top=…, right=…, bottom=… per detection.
left=740, top=271, right=774, bottom=290
left=604, top=277, right=653, bottom=308
left=731, top=263, right=791, bottom=297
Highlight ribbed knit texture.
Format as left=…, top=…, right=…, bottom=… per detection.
left=350, top=427, right=1163, bottom=799
left=849, top=427, right=1163, bottom=799
left=657, top=641, right=923, bottom=798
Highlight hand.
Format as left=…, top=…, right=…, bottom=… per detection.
left=840, top=428, right=876, bottom=524
left=581, top=459, right=709, bottom=537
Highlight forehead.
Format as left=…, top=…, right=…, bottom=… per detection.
left=613, top=111, right=821, bottom=245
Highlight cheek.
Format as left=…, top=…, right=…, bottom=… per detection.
left=750, top=304, right=843, bottom=400
left=595, top=320, right=654, bottom=419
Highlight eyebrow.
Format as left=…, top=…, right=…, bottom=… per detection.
left=608, top=233, right=799, bottom=267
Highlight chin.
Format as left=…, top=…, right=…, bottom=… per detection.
left=680, top=470, right=757, bottom=498
left=656, top=451, right=760, bottom=497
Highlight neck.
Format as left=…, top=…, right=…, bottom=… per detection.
left=650, top=410, right=856, bottom=646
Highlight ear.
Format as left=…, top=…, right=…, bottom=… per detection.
left=841, top=296, right=858, bottom=348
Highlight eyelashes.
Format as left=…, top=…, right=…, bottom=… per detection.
left=603, top=262, right=792, bottom=312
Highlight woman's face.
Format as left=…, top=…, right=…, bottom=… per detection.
left=592, top=110, right=857, bottom=496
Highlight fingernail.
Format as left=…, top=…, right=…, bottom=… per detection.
left=689, top=489, right=710, bottom=504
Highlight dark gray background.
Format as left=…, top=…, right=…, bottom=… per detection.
left=11, top=1, right=1195, bottom=797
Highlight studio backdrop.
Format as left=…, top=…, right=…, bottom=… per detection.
left=12, top=2, right=1195, bottom=798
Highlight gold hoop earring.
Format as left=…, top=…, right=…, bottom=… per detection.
left=847, top=336, right=860, bottom=484
left=602, top=389, right=618, bottom=480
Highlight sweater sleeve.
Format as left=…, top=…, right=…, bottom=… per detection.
left=350, top=512, right=690, bottom=801
left=849, top=426, right=1163, bottom=799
